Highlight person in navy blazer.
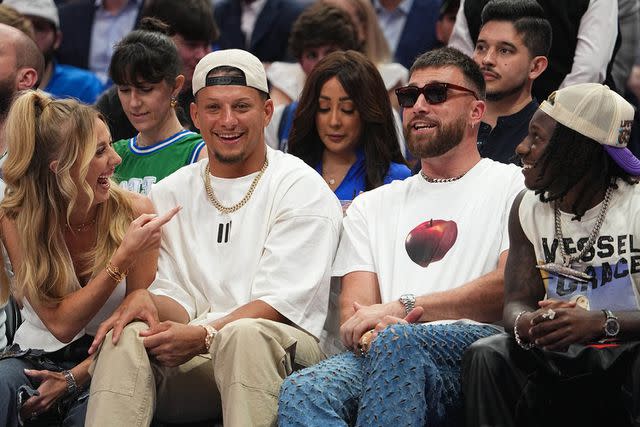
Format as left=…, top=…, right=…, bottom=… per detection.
left=392, top=0, right=442, bottom=69
left=214, top=0, right=312, bottom=63
left=57, top=0, right=144, bottom=71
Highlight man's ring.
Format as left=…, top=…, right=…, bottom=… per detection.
left=357, top=330, right=375, bottom=355
left=541, top=308, right=556, bottom=320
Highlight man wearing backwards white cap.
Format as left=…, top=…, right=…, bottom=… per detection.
left=85, top=49, right=342, bottom=426
left=463, top=83, right=640, bottom=427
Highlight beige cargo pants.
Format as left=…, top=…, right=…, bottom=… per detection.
left=86, top=318, right=324, bottom=427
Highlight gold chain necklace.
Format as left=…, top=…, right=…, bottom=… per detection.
left=202, top=156, right=269, bottom=214
left=65, top=217, right=97, bottom=232
left=420, top=170, right=466, bottom=183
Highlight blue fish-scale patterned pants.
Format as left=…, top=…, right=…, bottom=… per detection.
left=279, top=323, right=498, bottom=427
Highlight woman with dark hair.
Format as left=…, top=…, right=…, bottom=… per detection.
left=110, top=18, right=206, bottom=195
left=288, top=50, right=410, bottom=201
left=96, top=0, right=219, bottom=139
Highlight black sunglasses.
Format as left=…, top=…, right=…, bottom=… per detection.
left=395, top=82, right=479, bottom=108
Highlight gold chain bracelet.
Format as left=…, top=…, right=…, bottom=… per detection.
left=106, top=262, right=127, bottom=283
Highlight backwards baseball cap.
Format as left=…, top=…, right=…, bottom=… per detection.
left=4, top=0, right=60, bottom=29
left=539, top=83, right=640, bottom=175
left=192, top=49, right=268, bottom=96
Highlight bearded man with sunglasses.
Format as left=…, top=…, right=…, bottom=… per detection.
left=278, top=47, right=524, bottom=427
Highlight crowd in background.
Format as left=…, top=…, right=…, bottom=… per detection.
left=0, top=0, right=639, bottom=426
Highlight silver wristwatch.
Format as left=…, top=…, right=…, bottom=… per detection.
left=62, top=370, right=77, bottom=395
left=602, top=309, right=620, bottom=338
left=399, top=294, right=416, bottom=316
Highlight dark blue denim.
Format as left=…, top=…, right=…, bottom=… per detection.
left=0, top=340, right=90, bottom=427
left=278, top=323, right=498, bottom=427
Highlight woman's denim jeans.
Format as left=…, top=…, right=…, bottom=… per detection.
left=0, top=345, right=88, bottom=427
left=279, top=323, right=498, bottom=427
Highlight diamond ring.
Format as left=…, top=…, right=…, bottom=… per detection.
left=541, top=308, right=556, bottom=320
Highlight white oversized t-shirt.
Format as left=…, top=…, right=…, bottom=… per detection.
left=333, top=158, right=524, bottom=303
left=149, top=146, right=343, bottom=339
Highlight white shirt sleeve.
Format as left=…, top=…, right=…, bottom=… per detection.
left=447, top=0, right=474, bottom=56
left=147, top=190, right=201, bottom=320
left=500, top=171, right=526, bottom=254
left=332, top=195, right=377, bottom=277
left=560, top=0, right=619, bottom=88
left=251, top=202, right=342, bottom=337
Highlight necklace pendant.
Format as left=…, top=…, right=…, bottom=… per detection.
left=216, top=215, right=232, bottom=244
left=547, top=186, right=613, bottom=285
left=536, top=262, right=593, bottom=283
left=218, top=212, right=232, bottom=223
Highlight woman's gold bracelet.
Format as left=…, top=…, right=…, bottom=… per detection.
left=105, top=261, right=127, bottom=283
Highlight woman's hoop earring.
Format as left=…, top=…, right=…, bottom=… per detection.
left=170, top=97, right=177, bottom=108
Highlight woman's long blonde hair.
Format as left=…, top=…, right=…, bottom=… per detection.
left=0, top=91, right=135, bottom=306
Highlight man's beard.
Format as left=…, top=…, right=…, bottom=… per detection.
left=213, top=149, right=245, bottom=164
left=486, top=78, right=526, bottom=102
left=405, top=114, right=466, bottom=159
left=0, top=77, right=16, bottom=120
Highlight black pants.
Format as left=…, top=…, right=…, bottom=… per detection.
left=462, top=333, right=640, bottom=427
